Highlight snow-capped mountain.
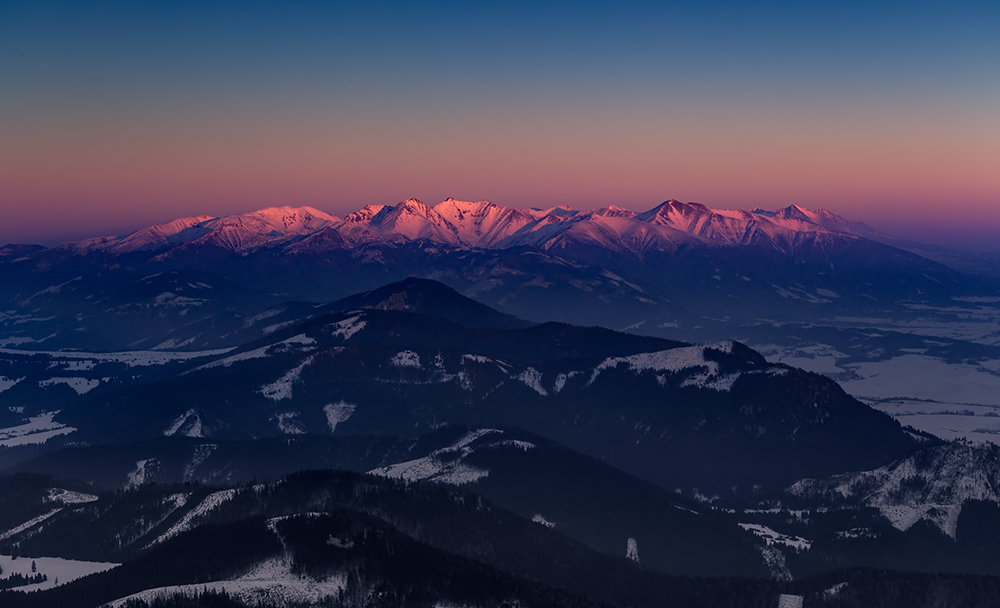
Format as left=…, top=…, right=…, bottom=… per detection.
left=63, top=206, right=339, bottom=254
left=5, top=195, right=987, bottom=353
left=54, top=198, right=882, bottom=256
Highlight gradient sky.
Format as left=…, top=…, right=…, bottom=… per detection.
left=1, top=1, right=998, bottom=250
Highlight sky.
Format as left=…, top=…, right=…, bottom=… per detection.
left=1, top=1, right=998, bottom=250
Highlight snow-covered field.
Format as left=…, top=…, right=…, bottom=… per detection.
left=838, top=355, right=1000, bottom=404
left=0, top=375, right=23, bottom=393
left=0, top=554, right=118, bottom=591
left=195, top=334, right=315, bottom=371
left=369, top=429, right=501, bottom=485
left=0, top=412, right=76, bottom=447
left=738, top=523, right=811, bottom=551
left=107, top=557, right=345, bottom=607
left=38, top=376, right=100, bottom=394
left=590, top=341, right=743, bottom=391
left=0, top=347, right=233, bottom=367
left=759, top=344, right=1000, bottom=444
left=832, top=305, right=1000, bottom=347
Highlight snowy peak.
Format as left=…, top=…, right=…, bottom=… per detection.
left=55, top=198, right=891, bottom=258
left=239, top=206, right=339, bottom=232
left=588, top=205, right=638, bottom=219
left=432, top=198, right=534, bottom=247
left=185, top=206, right=340, bottom=253
left=343, top=204, right=387, bottom=224
left=366, top=198, right=460, bottom=244
left=61, top=215, right=215, bottom=253
left=61, top=206, right=340, bottom=254
left=113, top=215, right=216, bottom=252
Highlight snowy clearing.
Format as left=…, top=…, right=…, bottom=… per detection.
left=107, top=556, right=344, bottom=607
left=0, top=412, right=76, bottom=447
left=0, top=347, right=232, bottom=368
left=0, top=554, right=118, bottom=592
left=327, top=314, right=366, bottom=340
left=38, top=377, right=100, bottom=394
left=47, top=488, right=98, bottom=504
left=368, top=429, right=501, bottom=485
left=0, top=376, right=24, bottom=393
left=590, top=342, right=741, bottom=391
left=195, top=334, right=315, bottom=371
left=391, top=350, right=421, bottom=368
left=738, top=523, right=811, bottom=550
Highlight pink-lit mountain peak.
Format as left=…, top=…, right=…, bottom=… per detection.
left=204, top=206, right=339, bottom=241
left=343, top=204, right=387, bottom=224
left=104, top=215, right=217, bottom=253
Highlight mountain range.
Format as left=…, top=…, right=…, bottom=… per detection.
left=3, top=200, right=1000, bottom=606
left=39, top=198, right=957, bottom=259
left=4, top=198, right=997, bottom=354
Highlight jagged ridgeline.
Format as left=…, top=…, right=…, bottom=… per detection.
left=2, top=198, right=991, bottom=351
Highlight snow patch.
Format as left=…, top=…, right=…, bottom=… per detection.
left=590, top=343, right=740, bottom=391
left=0, top=554, right=117, bottom=592
left=0, top=508, right=62, bottom=541
left=38, top=376, right=100, bottom=394
left=163, top=409, right=203, bottom=438
left=196, top=335, right=314, bottom=371
left=391, top=350, right=421, bottom=368
left=462, top=354, right=494, bottom=364
left=0, top=412, right=76, bottom=447
left=823, top=583, right=848, bottom=598
left=0, top=347, right=233, bottom=368
left=107, top=556, right=345, bottom=607
left=738, top=523, right=811, bottom=550
left=515, top=367, right=547, bottom=396
left=0, top=376, right=24, bottom=393
left=489, top=439, right=536, bottom=451
left=532, top=514, right=555, bottom=528
left=260, top=355, right=315, bottom=401
left=368, top=429, right=501, bottom=485
left=328, top=314, right=366, bottom=340
left=47, top=488, right=99, bottom=504
left=777, top=594, right=804, bottom=608
left=275, top=412, right=307, bottom=435
left=324, top=402, right=356, bottom=433
left=63, top=360, right=95, bottom=371
left=243, top=307, right=286, bottom=328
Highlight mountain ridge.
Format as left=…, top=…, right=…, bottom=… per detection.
left=41, top=198, right=888, bottom=257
